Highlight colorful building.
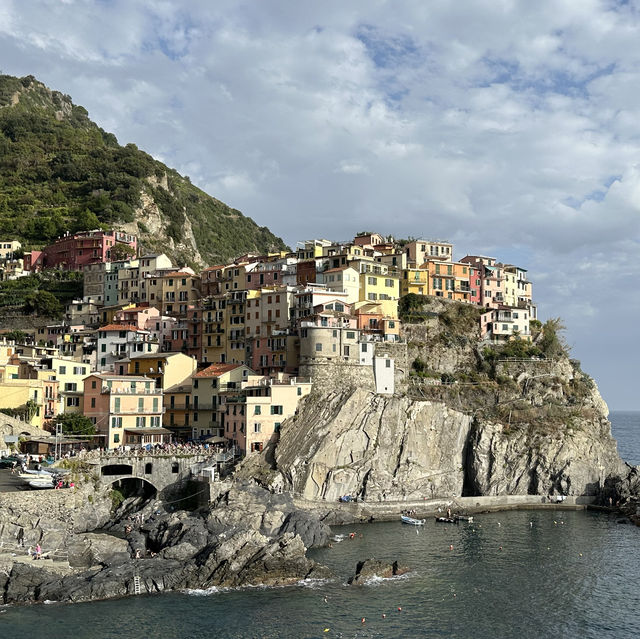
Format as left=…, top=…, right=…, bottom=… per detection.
left=83, top=373, right=167, bottom=449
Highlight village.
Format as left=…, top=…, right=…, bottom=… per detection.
left=0, top=230, right=536, bottom=458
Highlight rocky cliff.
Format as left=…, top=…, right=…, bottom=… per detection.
left=270, top=305, right=628, bottom=504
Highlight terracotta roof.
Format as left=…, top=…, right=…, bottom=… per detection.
left=117, top=306, right=152, bottom=314
left=323, top=266, right=349, bottom=273
left=193, top=363, right=242, bottom=378
left=98, top=324, right=146, bottom=332
left=161, top=271, right=193, bottom=278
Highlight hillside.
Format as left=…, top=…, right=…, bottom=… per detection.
left=0, top=74, right=288, bottom=266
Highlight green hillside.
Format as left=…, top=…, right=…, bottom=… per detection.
left=0, top=74, right=288, bottom=265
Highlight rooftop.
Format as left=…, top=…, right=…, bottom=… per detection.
left=194, top=363, right=245, bottom=378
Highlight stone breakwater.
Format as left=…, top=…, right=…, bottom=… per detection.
left=0, top=479, right=331, bottom=605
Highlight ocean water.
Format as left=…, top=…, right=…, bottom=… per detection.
left=1, top=412, right=638, bottom=639
left=609, top=410, right=640, bottom=466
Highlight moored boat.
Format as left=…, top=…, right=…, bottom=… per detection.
left=401, top=514, right=426, bottom=525
left=435, top=516, right=456, bottom=523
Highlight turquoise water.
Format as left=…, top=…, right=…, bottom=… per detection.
left=1, top=412, right=638, bottom=638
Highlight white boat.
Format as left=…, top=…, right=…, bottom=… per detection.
left=27, top=479, right=54, bottom=489
left=401, top=514, right=426, bottom=525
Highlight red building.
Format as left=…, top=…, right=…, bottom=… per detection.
left=39, top=230, right=137, bottom=270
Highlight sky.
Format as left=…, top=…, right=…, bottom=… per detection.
left=0, top=0, right=638, bottom=409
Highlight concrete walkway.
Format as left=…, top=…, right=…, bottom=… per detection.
left=293, top=494, right=598, bottom=522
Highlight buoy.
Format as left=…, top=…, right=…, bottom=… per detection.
left=554, top=520, right=557, bottom=525
left=382, top=613, right=386, bottom=618
left=361, top=617, right=366, bottom=624
left=498, top=522, right=501, bottom=526
left=324, top=629, right=330, bottom=633
left=499, top=546, right=502, bottom=550
left=579, top=553, right=583, bottom=557
left=530, top=522, right=533, bottom=527
left=449, top=544, right=453, bottom=551
left=398, top=606, right=402, bottom=612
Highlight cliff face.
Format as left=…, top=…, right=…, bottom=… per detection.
left=274, top=354, right=626, bottom=503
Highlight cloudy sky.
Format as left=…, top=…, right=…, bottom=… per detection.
left=0, top=0, right=638, bottom=409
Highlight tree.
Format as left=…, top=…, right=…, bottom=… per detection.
left=23, top=290, right=63, bottom=318
left=109, top=242, right=136, bottom=261
left=539, top=318, right=567, bottom=358
left=53, top=413, right=96, bottom=436
left=3, top=329, right=28, bottom=344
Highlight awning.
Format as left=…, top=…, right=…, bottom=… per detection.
left=204, top=435, right=226, bottom=444
left=123, top=427, right=172, bottom=434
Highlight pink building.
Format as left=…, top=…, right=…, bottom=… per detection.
left=40, top=230, right=137, bottom=270
left=83, top=373, right=167, bottom=449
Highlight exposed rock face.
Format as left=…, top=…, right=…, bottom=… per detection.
left=348, top=558, right=409, bottom=585
left=275, top=357, right=626, bottom=502
left=276, top=388, right=473, bottom=502
left=0, top=479, right=331, bottom=605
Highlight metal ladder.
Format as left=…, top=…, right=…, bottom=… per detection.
left=133, top=574, right=141, bottom=595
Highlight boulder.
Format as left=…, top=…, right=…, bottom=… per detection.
left=348, top=558, right=409, bottom=585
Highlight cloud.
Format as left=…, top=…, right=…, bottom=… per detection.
left=0, top=0, right=639, bottom=407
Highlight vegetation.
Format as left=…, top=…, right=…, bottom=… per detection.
left=23, top=289, right=63, bottom=318
left=398, top=294, right=438, bottom=322
left=0, top=271, right=83, bottom=312
left=52, top=413, right=96, bottom=436
left=0, top=399, right=38, bottom=422
left=0, top=73, right=288, bottom=263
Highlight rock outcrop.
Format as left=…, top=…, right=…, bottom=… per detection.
left=274, top=355, right=626, bottom=502
left=0, top=479, right=331, bottom=605
left=348, top=558, right=409, bottom=585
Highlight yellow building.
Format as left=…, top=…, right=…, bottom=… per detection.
left=190, top=363, right=253, bottom=439
left=400, top=267, right=430, bottom=297
left=117, top=352, right=197, bottom=390
left=0, top=363, right=49, bottom=428
left=164, top=382, right=192, bottom=441
left=355, top=261, right=400, bottom=317
left=41, top=357, right=90, bottom=414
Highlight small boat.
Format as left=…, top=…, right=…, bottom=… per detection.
left=401, top=515, right=426, bottom=525
left=435, top=517, right=456, bottom=524
left=454, top=514, right=474, bottom=522
left=27, top=479, right=54, bottom=489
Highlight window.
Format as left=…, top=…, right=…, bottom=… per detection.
left=297, top=387, right=302, bottom=396
left=361, top=343, right=367, bottom=352
left=111, top=416, right=122, bottom=428
left=385, top=279, right=394, bottom=287
left=114, top=398, right=120, bottom=412
left=435, top=264, right=440, bottom=274
left=138, top=398, right=144, bottom=412
left=91, top=398, right=96, bottom=408
left=343, top=345, right=350, bottom=357
left=346, top=331, right=355, bottom=339
left=315, top=343, right=323, bottom=352
left=92, top=380, right=97, bottom=389
left=254, top=405, right=261, bottom=415
left=254, top=423, right=261, bottom=433
left=136, top=416, right=146, bottom=428
left=59, top=366, right=67, bottom=374
left=270, top=405, right=283, bottom=415
left=153, top=397, right=159, bottom=412
left=386, top=359, right=391, bottom=368
left=367, top=276, right=377, bottom=285
left=114, top=434, right=120, bottom=444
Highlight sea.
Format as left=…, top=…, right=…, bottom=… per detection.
left=1, top=411, right=638, bottom=639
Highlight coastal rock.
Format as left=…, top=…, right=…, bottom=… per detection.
left=274, top=356, right=625, bottom=501
left=276, top=387, right=473, bottom=502
left=348, top=558, right=409, bottom=585
left=67, top=532, right=130, bottom=568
